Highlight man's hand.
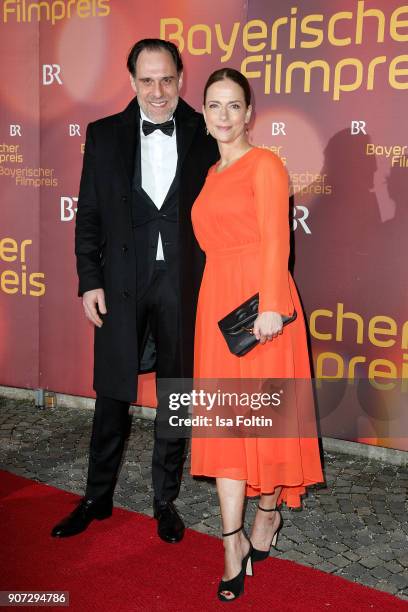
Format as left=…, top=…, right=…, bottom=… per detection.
left=253, top=311, right=283, bottom=344
left=82, top=288, right=107, bottom=328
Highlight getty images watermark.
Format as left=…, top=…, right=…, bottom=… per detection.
left=155, top=378, right=319, bottom=438
left=167, top=388, right=283, bottom=429
left=153, top=377, right=408, bottom=439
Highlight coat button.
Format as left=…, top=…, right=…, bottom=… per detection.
left=122, top=244, right=128, bottom=253
left=121, top=195, right=128, bottom=202
left=122, top=289, right=130, bottom=299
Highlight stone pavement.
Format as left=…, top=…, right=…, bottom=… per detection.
left=1, top=396, right=408, bottom=603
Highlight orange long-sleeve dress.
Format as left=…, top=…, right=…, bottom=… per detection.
left=190, top=147, right=324, bottom=508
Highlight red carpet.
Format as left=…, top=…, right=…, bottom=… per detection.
left=0, top=470, right=406, bottom=612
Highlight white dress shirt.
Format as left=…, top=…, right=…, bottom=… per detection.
left=140, top=109, right=177, bottom=260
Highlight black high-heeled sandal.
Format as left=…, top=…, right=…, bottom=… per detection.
left=251, top=506, right=282, bottom=563
left=217, top=525, right=253, bottom=602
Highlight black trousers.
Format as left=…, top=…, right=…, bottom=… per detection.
left=85, top=267, right=187, bottom=503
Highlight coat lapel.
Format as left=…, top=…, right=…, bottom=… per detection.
left=164, top=99, right=200, bottom=204
left=175, top=98, right=200, bottom=170
left=116, top=97, right=140, bottom=189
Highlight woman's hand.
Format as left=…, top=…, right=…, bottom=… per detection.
left=253, top=311, right=283, bottom=344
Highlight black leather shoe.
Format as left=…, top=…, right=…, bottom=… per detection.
left=153, top=500, right=185, bottom=543
left=51, top=497, right=113, bottom=538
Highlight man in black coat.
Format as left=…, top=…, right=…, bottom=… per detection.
left=51, top=39, right=218, bottom=542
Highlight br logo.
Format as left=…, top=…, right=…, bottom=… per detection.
left=293, top=206, right=311, bottom=234
left=42, top=64, right=62, bottom=85
left=60, top=197, right=78, bottom=222
left=351, top=120, right=366, bottom=135
left=69, top=125, right=81, bottom=136
left=272, top=122, right=286, bottom=136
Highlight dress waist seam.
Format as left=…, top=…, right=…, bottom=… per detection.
left=205, top=242, right=260, bottom=259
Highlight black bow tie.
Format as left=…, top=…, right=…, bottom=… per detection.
left=142, top=119, right=174, bottom=137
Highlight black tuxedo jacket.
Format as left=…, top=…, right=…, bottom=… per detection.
left=75, top=97, right=219, bottom=402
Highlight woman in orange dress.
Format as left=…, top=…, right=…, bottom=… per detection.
left=190, top=68, right=324, bottom=602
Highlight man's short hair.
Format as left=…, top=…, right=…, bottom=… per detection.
left=127, top=39, right=183, bottom=77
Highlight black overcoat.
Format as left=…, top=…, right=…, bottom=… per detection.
left=75, top=97, right=219, bottom=402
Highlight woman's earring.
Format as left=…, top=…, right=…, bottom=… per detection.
left=205, top=127, right=209, bottom=136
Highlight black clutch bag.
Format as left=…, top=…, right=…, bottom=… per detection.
left=218, top=293, right=297, bottom=357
